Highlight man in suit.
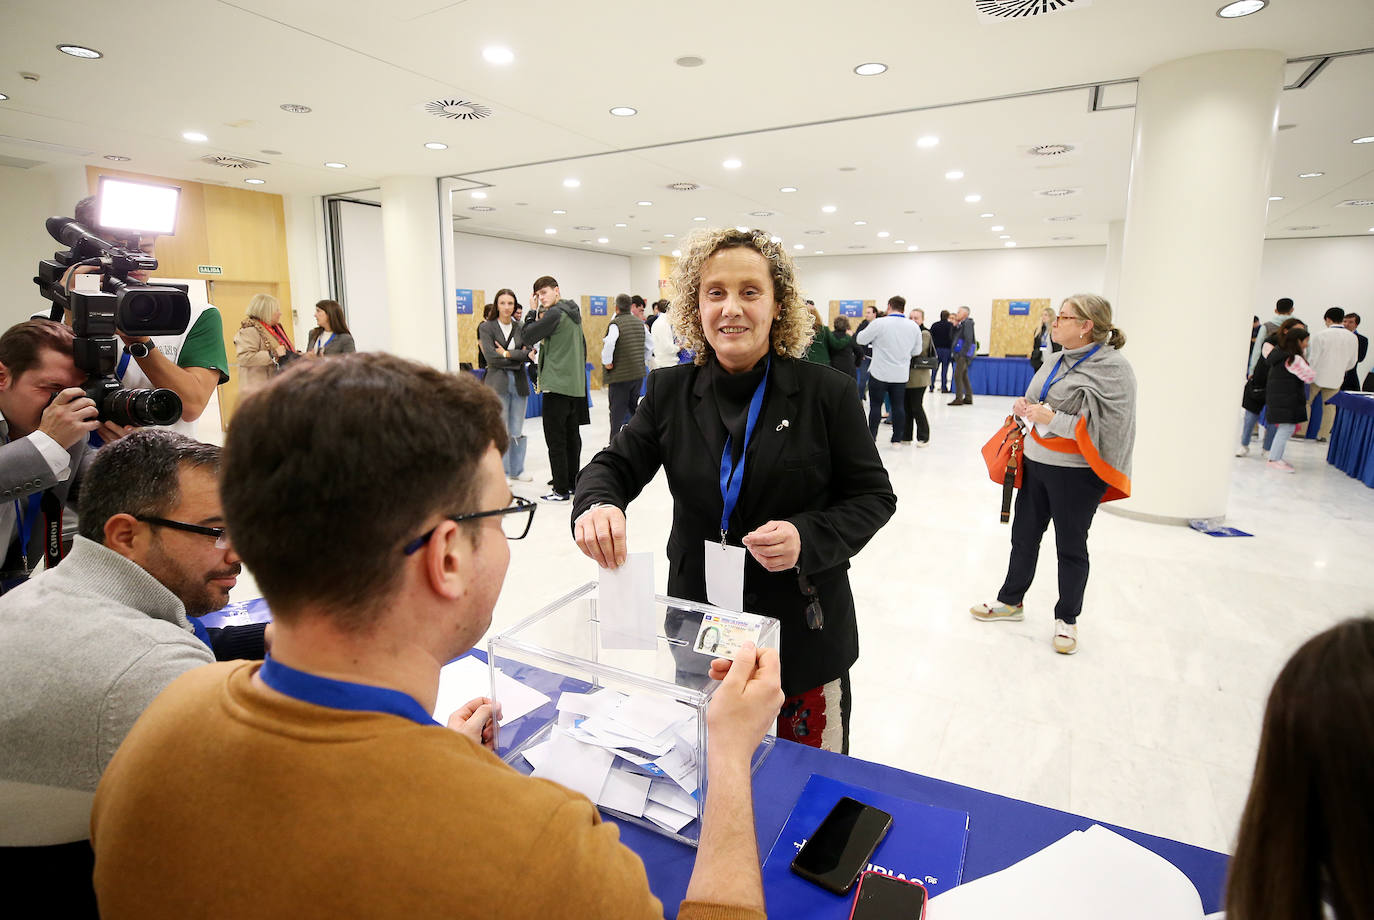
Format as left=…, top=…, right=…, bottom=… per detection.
left=949, top=306, right=976, bottom=405
left=1341, top=313, right=1366, bottom=391
left=0, top=320, right=100, bottom=592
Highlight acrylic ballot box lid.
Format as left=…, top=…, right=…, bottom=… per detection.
left=487, top=581, right=780, bottom=846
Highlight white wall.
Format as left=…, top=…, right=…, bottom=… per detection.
left=335, top=199, right=391, bottom=353
left=1257, top=236, right=1374, bottom=383
left=0, top=165, right=66, bottom=326
left=452, top=232, right=632, bottom=309
left=629, top=255, right=662, bottom=306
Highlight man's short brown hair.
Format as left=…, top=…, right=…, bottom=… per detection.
left=0, top=320, right=75, bottom=378
left=221, top=354, right=507, bottom=631
left=532, top=275, right=558, bottom=293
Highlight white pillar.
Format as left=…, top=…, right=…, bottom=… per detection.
left=380, top=175, right=448, bottom=368
left=1102, top=220, right=1126, bottom=307
left=282, top=193, right=328, bottom=345
left=1111, top=50, right=1284, bottom=524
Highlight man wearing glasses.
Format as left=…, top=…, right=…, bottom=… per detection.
left=0, top=429, right=245, bottom=907
left=92, top=354, right=783, bottom=920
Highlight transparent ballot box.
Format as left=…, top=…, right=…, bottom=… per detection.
left=487, top=582, right=780, bottom=846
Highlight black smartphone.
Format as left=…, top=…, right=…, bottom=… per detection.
left=849, top=871, right=928, bottom=919
left=790, top=796, right=893, bottom=895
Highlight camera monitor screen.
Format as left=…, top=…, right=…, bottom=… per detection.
left=97, top=176, right=180, bottom=236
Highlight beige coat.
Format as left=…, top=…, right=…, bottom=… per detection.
left=907, top=329, right=934, bottom=389
left=234, top=319, right=281, bottom=393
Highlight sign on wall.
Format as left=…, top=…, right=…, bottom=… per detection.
left=197, top=264, right=223, bottom=275
left=589, top=295, right=608, bottom=316
left=1008, top=300, right=1030, bottom=316
left=838, top=300, right=863, bottom=318
left=455, top=288, right=474, bottom=315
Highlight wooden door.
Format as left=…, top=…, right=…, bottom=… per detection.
left=211, top=280, right=281, bottom=428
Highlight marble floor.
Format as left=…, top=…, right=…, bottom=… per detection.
left=224, top=384, right=1374, bottom=856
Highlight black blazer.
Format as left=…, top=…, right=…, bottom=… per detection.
left=574, top=357, right=896, bottom=696
left=1028, top=323, right=1062, bottom=370
left=478, top=319, right=532, bottom=398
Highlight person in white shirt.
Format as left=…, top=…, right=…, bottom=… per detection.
left=1305, top=307, right=1359, bottom=441
left=856, top=296, right=922, bottom=444
left=651, top=300, right=683, bottom=370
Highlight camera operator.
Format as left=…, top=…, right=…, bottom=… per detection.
left=43, top=197, right=230, bottom=436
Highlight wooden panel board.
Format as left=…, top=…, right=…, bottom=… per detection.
left=456, top=289, right=485, bottom=369
left=581, top=295, right=614, bottom=390
left=989, top=298, right=1053, bottom=358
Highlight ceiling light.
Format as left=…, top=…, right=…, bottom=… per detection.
left=907, top=245, right=919, bottom=251
left=324, top=162, right=347, bottom=169
left=598, top=237, right=609, bottom=243
left=676, top=56, right=705, bottom=68
left=1216, top=0, right=1267, bottom=18
left=999, top=234, right=1011, bottom=239
left=723, top=158, right=742, bottom=169
left=770, top=236, right=782, bottom=243
left=1268, top=196, right=1283, bottom=201
left=483, top=46, right=515, bottom=65
left=964, top=194, right=982, bottom=203
left=425, top=142, right=448, bottom=150
left=609, top=106, right=637, bottom=117
left=990, top=225, right=1005, bottom=232
left=779, top=186, right=798, bottom=193
left=552, top=209, right=567, bottom=214
left=0, top=93, right=8, bottom=101
left=945, top=170, right=964, bottom=181
left=854, top=62, right=888, bottom=76
left=544, top=228, right=557, bottom=234
left=641, top=245, right=652, bottom=250
left=1353, top=136, right=1374, bottom=144
left=637, top=201, right=653, bottom=206
left=182, top=131, right=208, bottom=142
left=57, top=44, right=102, bottom=59
left=1298, top=172, right=1324, bottom=178
left=671, top=249, right=682, bottom=257
left=839, top=166, right=858, bottom=172
left=749, top=210, right=774, bottom=217
left=615, top=222, right=628, bottom=227
left=916, top=135, right=939, bottom=148
left=979, top=212, right=994, bottom=218
left=470, top=206, right=494, bottom=212
left=563, top=178, right=581, bottom=188
left=894, top=240, right=904, bottom=245
left=693, top=216, right=707, bottom=221
left=471, top=191, right=487, bottom=199
left=793, top=244, right=805, bottom=250
left=804, top=230, right=826, bottom=235
left=663, top=233, right=675, bottom=238
left=853, top=220, right=867, bottom=226
left=1004, top=241, right=1017, bottom=247
left=574, top=225, right=595, bottom=231
left=280, top=104, right=312, bottom=114
left=822, top=205, right=837, bottom=213
left=877, top=231, right=890, bottom=238
left=244, top=178, right=266, bottom=185
left=103, top=154, right=130, bottom=161
left=815, top=250, right=825, bottom=254
left=736, top=226, right=749, bottom=232
left=261, top=149, right=283, bottom=155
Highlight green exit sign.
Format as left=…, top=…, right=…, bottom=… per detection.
left=197, top=265, right=223, bottom=275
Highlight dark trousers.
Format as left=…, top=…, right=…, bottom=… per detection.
left=542, top=393, right=583, bottom=494
left=900, top=386, right=930, bottom=442
left=997, top=459, right=1108, bottom=624
left=935, top=347, right=953, bottom=391
left=607, top=378, right=642, bottom=436
left=953, top=354, right=973, bottom=401
left=867, top=379, right=906, bottom=443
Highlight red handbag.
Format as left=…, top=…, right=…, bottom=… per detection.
left=981, top=416, right=1025, bottom=523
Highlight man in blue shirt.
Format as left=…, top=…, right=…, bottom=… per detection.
left=857, top=296, right=922, bottom=444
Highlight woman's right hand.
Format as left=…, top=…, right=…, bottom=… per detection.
left=574, top=504, right=628, bottom=569
left=1013, top=396, right=1032, bottom=418
left=273, top=344, right=287, bottom=357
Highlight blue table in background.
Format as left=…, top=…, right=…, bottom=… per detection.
left=469, top=364, right=594, bottom=418
left=968, top=356, right=1036, bottom=397
left=1326, top=391, right=1374, bottom=487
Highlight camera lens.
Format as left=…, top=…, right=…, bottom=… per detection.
left=102, top=386, right=182, bottom=427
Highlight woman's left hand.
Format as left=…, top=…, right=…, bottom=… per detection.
left=742, top=520, right=801, bottom=572
left=1025, top=404, right=1055, bottom=425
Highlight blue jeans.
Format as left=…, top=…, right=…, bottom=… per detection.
left=1268, top=422, right=1296, bottom=462
left=856, top=356, right=871, bottom=400
left=935, top=347, right=953, bottom=391
left=868, top=379, right=906, bottom=442
left=1239, top=409, right=1276, bottom=451
left=495, top=388, right=528, bottom=476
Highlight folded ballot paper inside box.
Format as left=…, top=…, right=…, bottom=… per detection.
left=487, top=581, right=781, bottom=846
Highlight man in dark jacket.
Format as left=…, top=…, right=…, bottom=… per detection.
left=930, top=310, right=954, bottom=393
left=521, top=277, right=588, bottom=502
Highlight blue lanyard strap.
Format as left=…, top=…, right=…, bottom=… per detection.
left=718, top=358, right=771, bottom=540
left=1039, top=344, right=1100, bottom=403
left=116, top=350, right=131, bottom=381
left=259, top=654, right=439, bottom=726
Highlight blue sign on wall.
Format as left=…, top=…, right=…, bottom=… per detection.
left=1008, top=300, right=1031, bottom=316
left=589, top=295, right=608, bottom=316
left=838, top=300, right=863, bottom=318
left=455, top=289, right=474, bottom=315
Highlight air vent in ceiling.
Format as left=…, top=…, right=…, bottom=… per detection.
left=1336, top=199, right=1374, bottom=207
left=803, top=230, right=826, bottom=235
left=847, top=245, right=867, bottom=250
left=976, top=0, right=1089, bottom=19
left=279, top=103, right=312, bottom=114
left=573, top=225, right=594, bottom=230
left=469, top=205, right=494, bottom=212
left=749, top=210, right=774, bottom=217
left=1045, top=215, right=1079, bottom=222
left=1028, top=143, right=1075, bottom=156
left=424, top=99, right=493, bottom=121
left=1037, top=187, right=1080, bottom=197
left=198, top=154, right=267, bottom=169
left=667, top=182, right=699, bottom=191
left=1051, top=235, right=1076, bottom=241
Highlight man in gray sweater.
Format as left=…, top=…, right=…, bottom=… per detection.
left=0, top=430, right=240, bottom=907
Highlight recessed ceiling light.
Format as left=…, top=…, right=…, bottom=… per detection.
left=1004, top=241, right=1017, bottom=247
left=471, top=191, right=487, bottom=199
left=609, top=106, right=637, bottom=117
left=483, top=46, right=515, bottom=65
left=854, top=62, right=888, bottom=76
left=675, top=56, right=705, bottom=68
left=894, top=240, right=904, bottom=245
left=945, top=170, right=964, bottom=181
left=815, top=250, right=825, bottom=254
left=853, top=220, right=867, bottom=226
left=907, top=245, right=919, bottom=251
left=770, top=236, right=782, bottom=244
left=574, top=225, right=595, bottom=231
left=663, top=233, right=675, bottom=238
left=964, top=194, right=982, bottom=203
left=1216, top=0, right=1267, bottom=18
left=979, top=212, right=994, bottom=218
left=552, top=209, right=567, bottom=215
left=244, top=178, right=266, bottom=185
left=324, top=162, right=347, bottom=168
left=615, top=222, right=628, bottom=227
left=736, top=226, right=749, bottom=232
left=1353, top=135, right=1374, bottom=144
left=57, top=44, right=102, bottom=59
left=0, top=93, right=8, bottom=101
left=779, top=186, right=798, bottom=193
left=672, top=249, right=682, bottom=257
left=103, top=154, right=130, bottom=161
left=598, top=237, right=609, bottom=243
left=877, top=231, right=890, bottom=238
left=1268, top=195, right=1283, bottom=201
left=793, top=244, right=805, bottom=250
left=544, top=228, right=557, bottom=234
left=425, top=142, right=448, bottom=150
left=693, top=216, right=707, bottom=221
left=641, top=245, right=652, bottom=250
left=1368, top=227, right=1374, bottom=232
left=261, top=149, right=283, bottom=155
left=1298, top=172, right=1324, bottom=178
left=182, top=131, right=208, bottom=142
left=838, top=166, right=858, bottom=172
left=990, top=225, right=1005, bottom=232
left=280, top=104, right=312, bottom=114
left=999, top=234, right=1011, bottom=239
left=822, top=205, right=837, bottom=213
left=563, top=178, right=581, bottom=188
left=637, top=201, right=653, bottom=207
left=749, top=210, right=773, bottom=217
left=470, top=206, right=494, bottom=212
left=722, top=158, right=742, bottom=169
left=916, top=135, right=939, bottom=148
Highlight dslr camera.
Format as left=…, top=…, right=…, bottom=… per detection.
left=33, top=215, right=190, bottom=428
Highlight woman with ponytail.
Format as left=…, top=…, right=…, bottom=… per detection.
left=1260, top=322, right=1314, bottom=473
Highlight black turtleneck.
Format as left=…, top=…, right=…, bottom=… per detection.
left=706, top=356, right=769, bottom=466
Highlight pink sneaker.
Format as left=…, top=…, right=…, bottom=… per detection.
left=1267, top=459, right=1295, bottom=473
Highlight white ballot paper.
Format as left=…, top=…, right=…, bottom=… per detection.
left=533, top=727, right=614, bottom=802
left=703, top=541, right=746, bottom=612
left=597, top=768, right=652, bottom=816
left=597, top=552, right=657, bottom=650
left=432, top=656, right=551, bottom=726
left=928, top=824, right=1204, bottom=920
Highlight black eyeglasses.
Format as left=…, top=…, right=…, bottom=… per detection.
left=402, top=496, right=537, bottom=554
left=136, top=515, right=230, bottom=549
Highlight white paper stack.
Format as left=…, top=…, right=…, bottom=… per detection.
left=432, top=656, right=552, bottom=726
left=524, top=687, right=701, bottom=832
left=928, top=824, right=1205, bottom=920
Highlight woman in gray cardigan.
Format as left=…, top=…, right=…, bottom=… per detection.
left=305, top=300, right=356, bottom=357
left=478, top=288, right=534, bottom=482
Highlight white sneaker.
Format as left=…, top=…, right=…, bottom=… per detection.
left=970, top=601, right=1024, bottom=622
left=1234, top=445, right=1249, bottom=457
left=508, top=472, right=533, bottom=483
left=1053, top=619, right=1078, bottom=655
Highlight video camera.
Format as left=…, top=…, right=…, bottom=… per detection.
left=32, top=179, right=191, bottom=428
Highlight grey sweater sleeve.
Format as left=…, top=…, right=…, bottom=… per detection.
left=97, top=641, right=214, bottom=776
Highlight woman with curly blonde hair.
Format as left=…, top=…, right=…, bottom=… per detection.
left=573, top=227, right=896, bottom=752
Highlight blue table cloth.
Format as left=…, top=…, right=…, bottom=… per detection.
left=468, top=364, right=594, bottom=417
left=969, top=357, right=1036, bottom=397
left=1326, top=391, right=1374, bottom=487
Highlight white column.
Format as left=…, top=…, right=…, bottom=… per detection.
left=282, top=193, right=328, bottom=345
left=1111, top=50, right=1284, bottom=524
left=1101, top=220, right=1126, bottom=307
left=380, top=175, right=448, bottom=368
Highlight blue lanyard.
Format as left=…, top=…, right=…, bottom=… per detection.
left=259, top=654, right=439, bottom=726
left=315, top=333, right=335, bottom=354
left=1039, top=344, right=1100, bottom=403
left=116, top=350, right=132, bottom=381
left=13, top=492, right=42, bottom=571
left=717, top=358, right=771, bottom=541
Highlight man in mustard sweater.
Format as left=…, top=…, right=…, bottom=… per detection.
left=91, top=354, right=782, bottom=920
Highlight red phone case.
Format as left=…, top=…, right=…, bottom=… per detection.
left=848, top=871, right=928, bottom=920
